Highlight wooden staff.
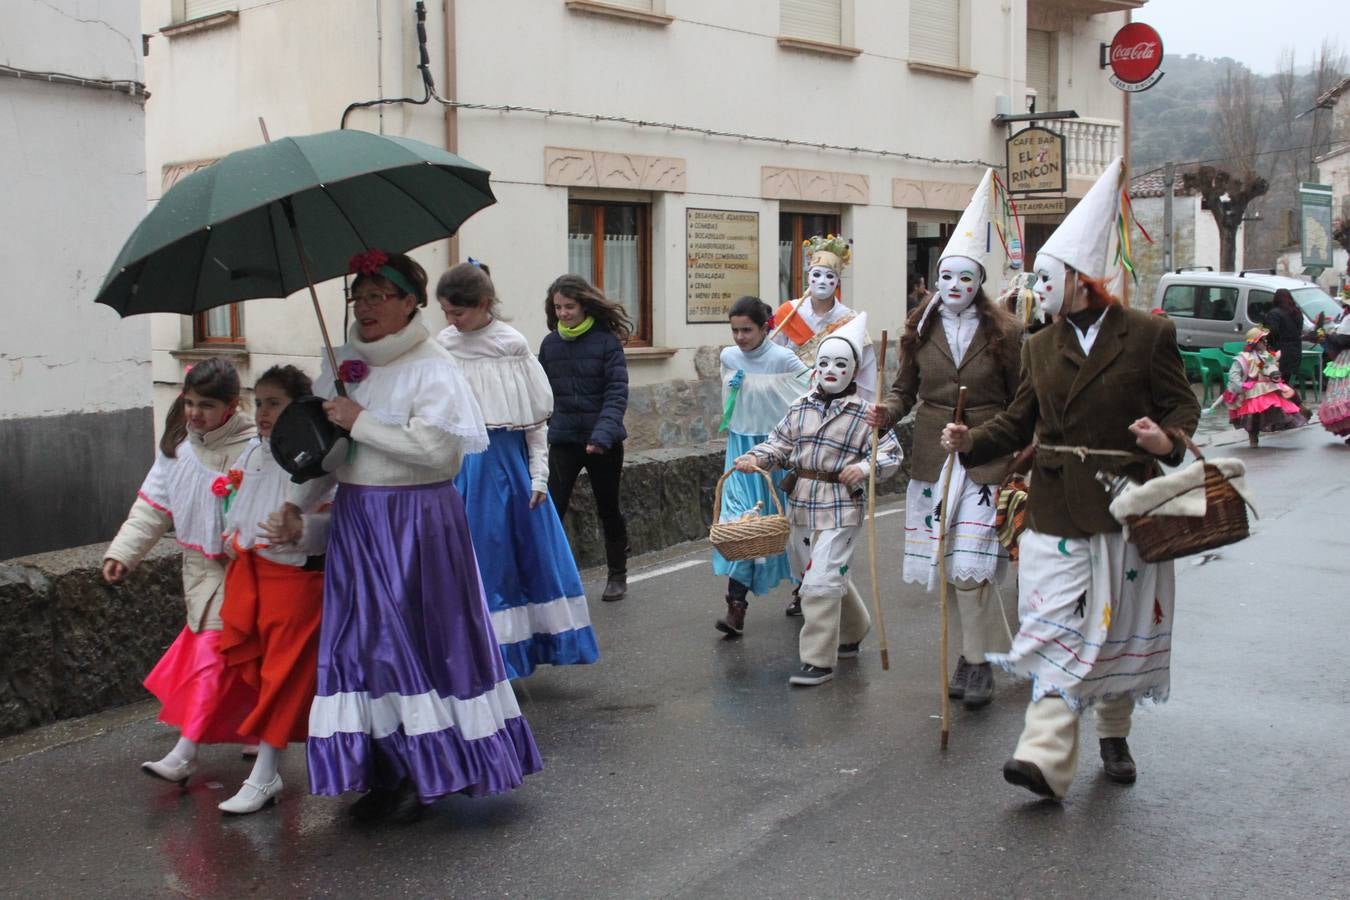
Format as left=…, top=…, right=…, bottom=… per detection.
left=935, top=385, right=968, bottom=751
left=867, top=330, right=891, bottom=670
left=766, top=292, right=809, bottom=344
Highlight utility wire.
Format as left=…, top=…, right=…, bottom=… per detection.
left=0, top=63, right=147, bottom=98
left=1133, top=138, right=1350, bottom=180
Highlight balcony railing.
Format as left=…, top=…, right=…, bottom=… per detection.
left=1045, top=116, right=1122, bottom=179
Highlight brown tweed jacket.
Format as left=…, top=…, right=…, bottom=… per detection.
left=963, top=304, right=1201, bottom=539
left=879, top=313, right=1023, bottom=484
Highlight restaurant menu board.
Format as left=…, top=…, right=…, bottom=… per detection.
left=686, top=208, right=759, bottom=323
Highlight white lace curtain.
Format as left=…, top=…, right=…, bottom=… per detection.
left=566, top=233, right=642, bottom=330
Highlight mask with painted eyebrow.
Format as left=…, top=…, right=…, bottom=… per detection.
left=1031, top=252, right=1069, bottom=317
left=937, top=255, right=982, bottom=312
left=814, top=336, right=857, bottom=394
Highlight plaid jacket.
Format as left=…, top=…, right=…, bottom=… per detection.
left=748, top=392, right=902, bottom=529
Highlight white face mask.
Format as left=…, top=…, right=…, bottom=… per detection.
left=807, top=265, right=839, bottom=302
left=1032, top=253, right=1069, bottom=317
left=815, top=337, right=857, bottom=395
left=937, top=255, right=982, bottom=312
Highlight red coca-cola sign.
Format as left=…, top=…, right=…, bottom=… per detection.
left=1104, top=22, right=1164, bottom=92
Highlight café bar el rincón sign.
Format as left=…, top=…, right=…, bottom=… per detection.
left=1005, top=126, right=1065, bottom=195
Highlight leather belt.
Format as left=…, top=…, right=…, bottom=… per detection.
left=794, top=469, right=842, bottom=484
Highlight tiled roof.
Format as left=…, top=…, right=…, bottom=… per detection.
left=1128, top=171, right=1193, bottom=198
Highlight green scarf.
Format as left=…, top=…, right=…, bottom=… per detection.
left=558, top=316, right=596, bottom=341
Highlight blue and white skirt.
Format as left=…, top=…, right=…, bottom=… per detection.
left=456, top=428, right=599, bottom=679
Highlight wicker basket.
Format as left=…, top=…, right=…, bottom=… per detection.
left=1126, top=431, right=1251, bottom=564
left=709, top=467, right=791, bottom=561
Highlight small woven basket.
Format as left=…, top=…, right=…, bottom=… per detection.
left=709, top=467, right=791, bottom=561
left=1126, top=431, right=1251, bottom=564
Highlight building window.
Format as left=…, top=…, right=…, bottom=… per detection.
left=567, top=199, right=653, bottom=346
left=175, top=0, right=237, bottom=22
left=910, top=0, right=960, bottom=69
left=781, top=0, right=843, bottom=46
left=1026, top=28, right=1056, bottom=112
left=194, top=305, right=244, bottom=346
left=778, top=211, right=842, bottom=301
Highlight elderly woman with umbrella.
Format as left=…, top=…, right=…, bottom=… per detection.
left=95, top=129, right=542, bottom=821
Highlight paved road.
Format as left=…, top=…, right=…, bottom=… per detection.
left=2, top=424, right=1347, bottom=899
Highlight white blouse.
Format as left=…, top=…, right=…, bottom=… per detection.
left=224, top=438, right=333, bottom=566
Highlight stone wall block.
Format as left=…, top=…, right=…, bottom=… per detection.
left=0, top=564, right=57, bottom=735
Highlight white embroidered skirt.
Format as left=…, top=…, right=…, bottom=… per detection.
left=903, top=456, right=1008, bottom=589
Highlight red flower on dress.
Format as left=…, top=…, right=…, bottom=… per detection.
left=338, top=359, right=370, bottom=384
left=211, top=476, right=232, bottom=498
left=227, top=469, right=244, bottom=490
left=348, top=249, right=389, bottom=277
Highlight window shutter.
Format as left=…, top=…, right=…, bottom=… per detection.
left=910, top=0, right=959, bottom=68
left=183, top=0, right=237, bottom=20
left=781, top=0, right=843, bottom=46
left=1026, top=29, right=1054, bottom=111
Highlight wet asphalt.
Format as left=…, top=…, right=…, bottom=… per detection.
left=1, top=421, right=1347, bottom=899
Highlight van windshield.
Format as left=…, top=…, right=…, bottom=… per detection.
left=1291, top=287, right=1342, bottom=322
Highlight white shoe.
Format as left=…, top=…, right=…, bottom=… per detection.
left=218, top=774, right=283, bottom=815
left=141, top=755, right=196, bottom=784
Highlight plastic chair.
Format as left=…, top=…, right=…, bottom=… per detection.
left=1222, top=341, right=1247, bottom=356
left=1295, top=350, right=1324, bottom=402
left=1196, top=350, right=1232, bottom=404
left=1178, top=350, right=1210, bottom=404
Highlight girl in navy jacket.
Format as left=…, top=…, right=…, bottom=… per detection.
left=539, top=274, right=632, bottom=601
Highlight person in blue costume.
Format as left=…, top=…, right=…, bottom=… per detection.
left=436, top=261, right=600, bottom=679
left=713, top=296, right=812, bottom=637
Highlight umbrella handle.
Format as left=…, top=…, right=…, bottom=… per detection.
left=280, top=198, right=346, bottom=397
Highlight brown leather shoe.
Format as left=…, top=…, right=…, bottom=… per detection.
left=1099, top=737, right=1137, bottom=784
left=715, top=598, right=747, bottom=637
left=1002, top=758, right=1057, bottom=799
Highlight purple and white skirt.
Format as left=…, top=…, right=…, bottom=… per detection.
left=306, top=480, right=543, bottom=802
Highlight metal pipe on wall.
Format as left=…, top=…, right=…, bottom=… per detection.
left=444, top=0, right=459, bottom=266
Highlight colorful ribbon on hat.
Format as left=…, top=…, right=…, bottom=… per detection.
left=1114, top=189, right=1154, bottom=284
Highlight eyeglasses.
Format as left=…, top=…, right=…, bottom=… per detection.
left=348, top=291, right=400, bottom=307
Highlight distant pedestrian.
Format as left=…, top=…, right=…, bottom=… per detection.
left=1262, top=288, right=1306, bottom=385
left=436, top=261, right=600, bottom=675
left=538, top=274, right=632, bottom=602
left=102, top=357, right=259, bottom=786
left=216, top=365, right=333, bottom=815
left=907, top=272, right=928, bottom=313
left=1317, top=314, right=1350, bottom=443
left=1222, top=327, right=1307, bottom=447
left=712, top=296, right=810, bottom=637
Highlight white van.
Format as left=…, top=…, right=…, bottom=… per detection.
left=1154, top=269, right=1342, bottom=350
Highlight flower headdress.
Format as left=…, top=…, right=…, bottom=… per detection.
left=802, top=234, right=853, bottom=275
left=348, top=249, right=417, bottom=298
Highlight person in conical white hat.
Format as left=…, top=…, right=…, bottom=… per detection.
left=735, top=312, right=902, bottom=686
left=771, top=235, right=878, bottom=402
left=941, top=157, right=1201, bottom=800
left=868, top=168, right=1025, bottom=710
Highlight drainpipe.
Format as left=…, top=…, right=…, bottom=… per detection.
left=444, top=0, right=459, bottom=265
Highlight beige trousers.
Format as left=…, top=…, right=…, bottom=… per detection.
left=952, top=581, right=1012, bottom=662
left=799, top=582, right=871, bottom=669
left=1012, top=694, right=1135, bottom=797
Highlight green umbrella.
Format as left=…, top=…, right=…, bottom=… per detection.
left=94, top=128, right=496, bottom=380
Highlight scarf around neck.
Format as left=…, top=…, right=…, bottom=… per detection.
left=558, top=316, right=596, bottom=341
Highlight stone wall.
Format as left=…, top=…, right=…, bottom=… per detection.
left=0, top=541, right=183, bottom=738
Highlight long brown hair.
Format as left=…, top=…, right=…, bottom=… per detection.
left=436, top=261, right=501, bottom=317
left=160, top=357, right=241, bottom=457
left=544, top=274, right=633, bottom=340
left=899, top=288, right=1018, bottom=363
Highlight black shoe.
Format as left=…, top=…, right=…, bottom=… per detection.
left=962, top=662, right=995, bottom=709
left=788, top=664, right=833, bottom=686
left=785, top=592, right=803, bottom=617
left=1002, top=758, right=1057, bottom=799
left=837, top=641, right=861, bottom=659
left=948, top=655, right=972, bottom=699
left=1099, top=737, right=1137, bottom=784
left=601, top=573, right=627, bottom=602
left=347, top=787, right=397, bottom=823
left=387, top=780, right=426, bottom=824
left=715, top=598, right=748, bottom=637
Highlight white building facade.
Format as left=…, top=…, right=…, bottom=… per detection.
left=2, top=1, right=151, bottom=558
left=141, top=0, right=1142, bottom=447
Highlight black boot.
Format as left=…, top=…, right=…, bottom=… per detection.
left=948, top=655, right=972, bottom=699
left=1099, top=737, right=1137, bottom=784
left=962, top=663, right=995, bottom=710
left=716, top=580, right=749, bottom=636
left=602, top=538, right=627, bottom=602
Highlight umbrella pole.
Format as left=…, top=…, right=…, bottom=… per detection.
left=282, top=199, right=347, bottom=398
left=867, top=330, right=891, bottom=671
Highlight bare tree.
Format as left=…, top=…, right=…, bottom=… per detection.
left=1309, top=40, right=1348, bottom=178
left=1184, top=65, right=1270, bottom=271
